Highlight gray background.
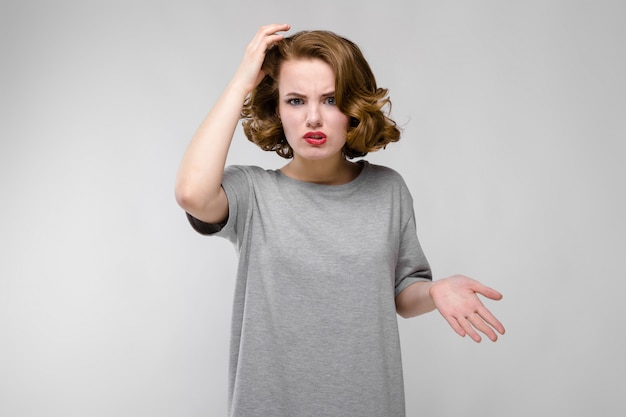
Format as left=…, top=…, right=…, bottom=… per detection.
left=2, top=0, right=625, bottom=416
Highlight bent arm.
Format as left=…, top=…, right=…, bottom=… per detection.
left=175, top=82, right=249, bottom=224
left=174, top=24, right=290, bottom=224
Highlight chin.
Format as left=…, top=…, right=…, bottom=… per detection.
left=295, top=149, right=342, bottom=161
left=291, top=142, right=345, bottom=160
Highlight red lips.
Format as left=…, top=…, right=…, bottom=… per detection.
left=304, top=131, right=327, bottom=145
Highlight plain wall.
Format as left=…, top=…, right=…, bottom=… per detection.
left=1, top=0, right=624, bottom=416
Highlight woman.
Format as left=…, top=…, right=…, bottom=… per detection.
left=175, top=23, right=504, bottom=417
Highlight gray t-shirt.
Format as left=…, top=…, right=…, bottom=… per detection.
left=187, top=160, right=431, bottom=417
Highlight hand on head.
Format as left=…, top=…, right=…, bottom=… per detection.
left=234, top=24, right=291, bottom=93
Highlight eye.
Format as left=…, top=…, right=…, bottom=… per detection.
left=288, top=98, right=304, bottom=106
left=325, top=97, right=336, bottom=105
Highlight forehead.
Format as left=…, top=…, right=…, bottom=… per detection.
left=278, top=58, right=336, bottom=92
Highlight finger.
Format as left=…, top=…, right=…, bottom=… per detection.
left=468, top=313, right=498, bottom=342
left=444, top=316, right=466, bottom=338
left=475, top=284, right=503, bottom=301
left=459, top=316, right=482, bottom=343
left=477, top=306, right=506, bottom=335
left=260, top=23, right=291, bottom=34
left=249, top=24, right=290, bottom=52
left=258, top=23, right=291, bottom=42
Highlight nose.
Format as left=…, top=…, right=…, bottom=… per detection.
left=306, top=104, right=322, bottom=127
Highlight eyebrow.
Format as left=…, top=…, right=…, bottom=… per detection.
left=283, top=91, right=335, bottom=98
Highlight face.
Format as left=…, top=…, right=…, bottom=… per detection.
left=277, top=58, right=349, bottom=162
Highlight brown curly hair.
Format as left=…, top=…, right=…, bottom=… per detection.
left=241, top=30, right=401, bottom=159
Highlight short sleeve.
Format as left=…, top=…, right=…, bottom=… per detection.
left=185, top=212, right=227, bottom=235
left=394, top=206, right=432, bottom=296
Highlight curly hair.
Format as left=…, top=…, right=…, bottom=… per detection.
left=241, top=30, right=401, bottom=159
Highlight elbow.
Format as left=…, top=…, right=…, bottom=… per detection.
left=174, top=179, right=227, bottom=225
left=395, top=305, right=414, bottom=319
left=395, top=304, right=424, bottom=319
left=174, top=178, right=211, bottom=216
left=394, top=297, right=412, bottom=319
left=174, top=182, right=197, bottom=213
left=394, top=288, right=412, bottom=318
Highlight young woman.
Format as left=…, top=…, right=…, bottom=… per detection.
left=176, top=23, right=505, bottom=417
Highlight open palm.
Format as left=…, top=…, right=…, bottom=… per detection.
left=430, top=275, right=505, bottom=342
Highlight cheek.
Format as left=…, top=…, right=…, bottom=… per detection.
left=278, top=110, right=300, bottom=142
left=277, top=104, right=299, bottom=124
left=329, top=111, right=350, bottom=132
left=278, top=112, right=299, bottom=134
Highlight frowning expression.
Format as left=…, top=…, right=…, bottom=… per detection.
left=277, top=58, right=350, bottom=162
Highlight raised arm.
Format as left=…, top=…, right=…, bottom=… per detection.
left=175, top=24, right=290, bottom=224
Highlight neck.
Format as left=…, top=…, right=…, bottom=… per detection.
left=281, top=156, right=361, bottom=185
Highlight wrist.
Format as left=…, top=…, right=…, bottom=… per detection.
left=428, top=279, right=437, bottom=299
left=226, top=78, right=253, bottom=99
left=428, top=279, right=447, bottom=302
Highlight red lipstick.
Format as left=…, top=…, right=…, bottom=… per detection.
left=303, top=131, right=327, bottom=146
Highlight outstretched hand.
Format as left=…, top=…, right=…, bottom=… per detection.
left=430, top=275, right=505, bottom=342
